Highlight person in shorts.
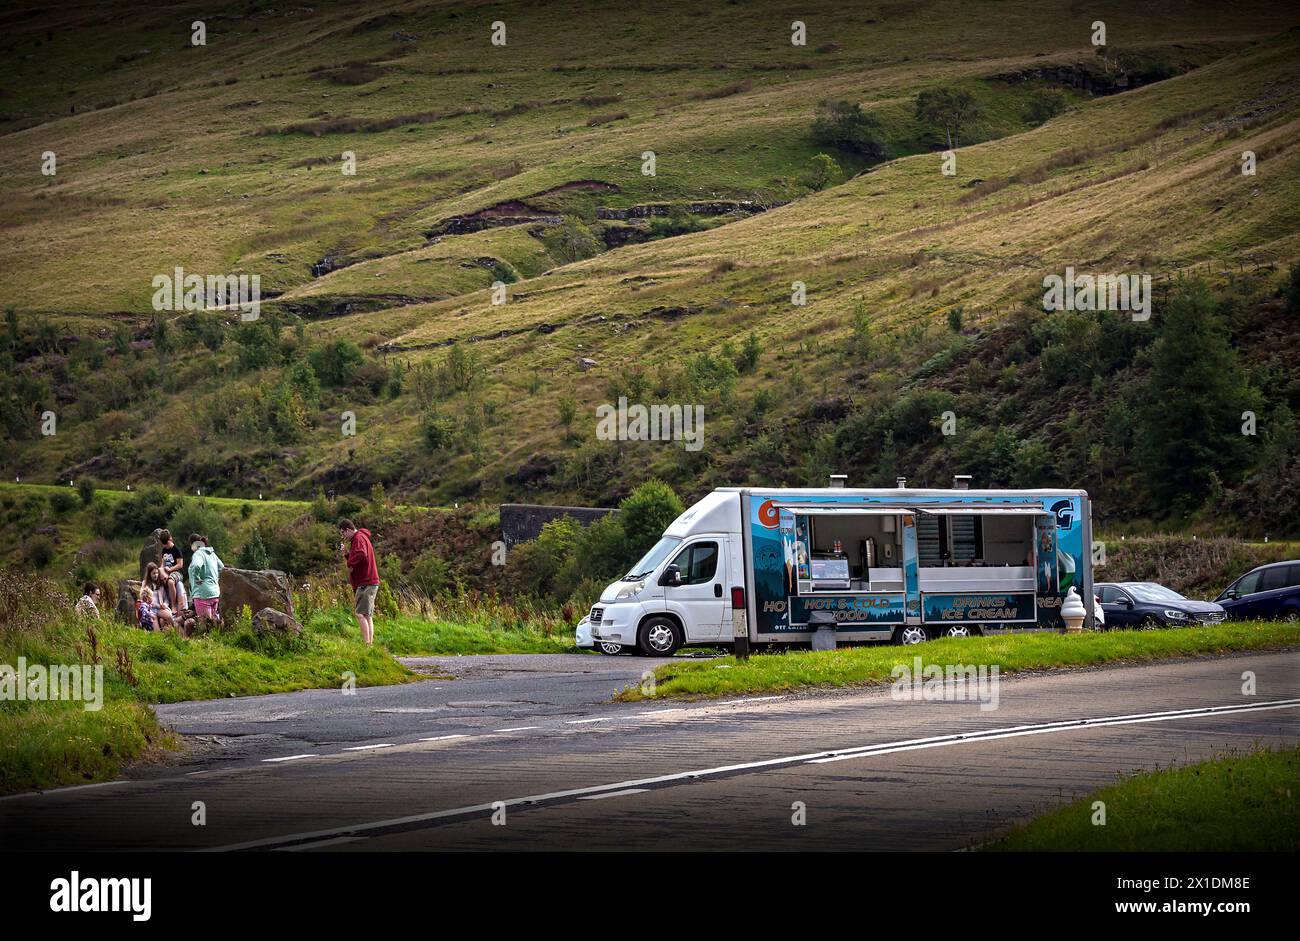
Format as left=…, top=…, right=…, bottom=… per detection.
left=159, top=529, right=187, bottom=611
left=187, top=533, right=224, bottom=629
left=339, top=519, right=380, bottom=645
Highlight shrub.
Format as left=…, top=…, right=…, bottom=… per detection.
left=1023, top=88, right=1068, bottom=124
left=167, top=498, right=230, bottom=557
left=23, top=535, right=57, bottom=569
left=422, top=410, right=455, bottom=453
left=737, top=333, right=762, bottom=374
left=48, top=490, right=79, bottom=515
left=406, top=551, right=456, bottom=599
left=618, top=480, right=683, bottom=557
left=810, top=100, right=888, bottom=161
left=110, top=485, right=181, bottom=536
left=308, top=339, right=364, bottom=387
left=236, top=527, right=270, bottom=569
left=436, top=344, right=483, bottom=395
left=77, top=478, right=98, bottom=507
left=234, top=321, right=281, bottom=371
left=375, top=580, right=399, bottom=619
left=264, top=520, right=337, bottom=576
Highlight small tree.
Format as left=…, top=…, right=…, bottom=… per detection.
left=557, top=394, right=577, bottom=430
left=947, top=306, right=964, bottom=333
left=237, top=527, right=270, bottom=570
left=738, top=332, right=762, bottom=374
left=77, top=477, right=97, bottom=508
left=914, top=87, right=981, bottom=149
left=618, top=480, right=683, bottom=555
left=807, top=152, right=842, bottom=191
left=810, top=100, right=888, bottom=161
left=850, top=302, right=873, bottom=358
left=1023, top=88, right=1068, bottom=124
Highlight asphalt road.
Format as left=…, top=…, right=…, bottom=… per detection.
left=2, top=650, right=1297, bottom=852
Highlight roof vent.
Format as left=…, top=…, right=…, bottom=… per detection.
left=953, top=475, right=972, bottom=490
left=829, top=474, right=847, bottom=489
left=896, top=476, right=907, bottom=489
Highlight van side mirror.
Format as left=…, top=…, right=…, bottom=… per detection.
left=660, top=565, right=682, bottom=587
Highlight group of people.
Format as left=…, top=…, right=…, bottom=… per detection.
left=73, top=519, right=380, bottom=645
left=109, top=529, right=225, bottom=634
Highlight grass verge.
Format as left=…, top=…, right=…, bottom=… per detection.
left=1, top=601, right=414, bottom=795
left=375, top=612, right=576, bottom=655
left=982, top=745, right=1300, bottom=851
left=614, top=622, right=1299, bottom=701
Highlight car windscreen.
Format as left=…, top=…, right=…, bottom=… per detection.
left=624, top=536, right=683, bottom=580
left=1127, top=584, right=1186, bottom=602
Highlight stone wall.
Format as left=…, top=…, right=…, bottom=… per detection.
left=499, top=503, right=616, bottom=548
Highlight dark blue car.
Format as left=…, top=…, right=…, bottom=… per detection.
left=1215, top=560, right=1300, bottom=622
left=1096, top=582, right=1227, bottom=629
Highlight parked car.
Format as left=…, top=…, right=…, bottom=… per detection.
left=1096, top=582, right=1227, bottom=629
left=1215, top=560, right=1300, bottom=622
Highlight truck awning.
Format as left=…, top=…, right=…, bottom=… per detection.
left=776, top=505, right=915, bottom=516
left=912, top=505, right=1048, bottom=515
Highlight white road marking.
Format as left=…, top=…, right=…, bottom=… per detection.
left=342, top=744, right=396, bottom=751
left=634, top=708, right=685, bottom=716
left=262, top=754, right=318, bottom=763
left=277, top=836, right=363, bottom=852
left=577, top=788, right=649, bottom=801
left=807, top=699, right=1300, bottom=764
left=495, top=726, right=541, bottom=733
left=0, top=780, right=131, bottom=802
left=418, top=734, right=469, bottom=742
left=209, top=698, right=1300, bottom=852
left=566, top=717, right=612, bottom=724
left=718, top=696, right=785, bottom=705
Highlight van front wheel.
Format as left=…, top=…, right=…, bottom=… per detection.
left=638, top=617, right=682, bottom=657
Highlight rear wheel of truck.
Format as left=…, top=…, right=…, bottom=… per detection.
left=941, top=625, right=973, bottom=638
left=893, top=625, right=928, bottom=645
left=638, top=617, right=682, bottom=656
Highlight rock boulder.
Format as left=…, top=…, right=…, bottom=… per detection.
left=116, top=579, right=142, bottom=624
left=219, top=567, right=295, bottom=622
left=252, top=607, right=303, bottom=638
left=138, top=529, right=165, bottom=579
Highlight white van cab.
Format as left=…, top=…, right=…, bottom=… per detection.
left=588, top=490, right=743, bottom=656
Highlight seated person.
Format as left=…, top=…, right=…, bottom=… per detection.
left=137, top=588, right=157, bottom=631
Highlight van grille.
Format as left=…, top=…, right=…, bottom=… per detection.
left=590, top=607, right=604, bottom=624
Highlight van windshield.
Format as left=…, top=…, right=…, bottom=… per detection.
left=624, top=536, right=683, bottom=580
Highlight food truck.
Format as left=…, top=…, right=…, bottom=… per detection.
left=586, top=477, right=1094, bottom=655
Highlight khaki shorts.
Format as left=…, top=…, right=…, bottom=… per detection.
left=354, top=584, right=379, bottom=618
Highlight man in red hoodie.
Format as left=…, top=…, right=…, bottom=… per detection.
left=339, top=519, right=380, bottom=644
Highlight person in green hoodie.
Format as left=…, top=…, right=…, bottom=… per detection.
left=187, top=532, right=224, bottom=629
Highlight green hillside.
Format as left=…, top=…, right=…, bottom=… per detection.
left=2, top=0, right=1299, bottom=534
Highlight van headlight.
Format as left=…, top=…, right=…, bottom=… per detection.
left=614, top=581, right=645, bottom=601
left=1164, top=609, right=1188, bottom=621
